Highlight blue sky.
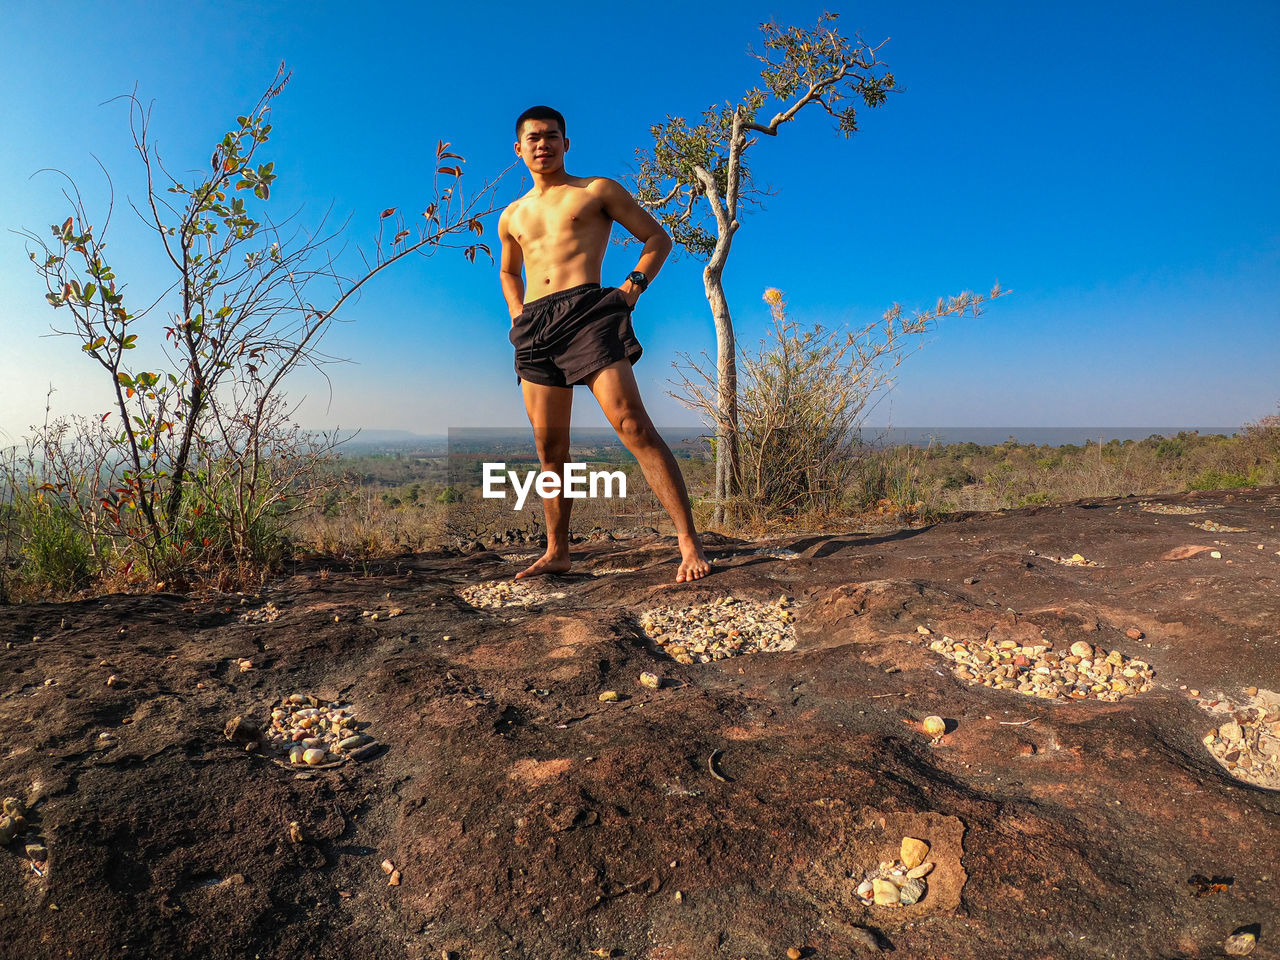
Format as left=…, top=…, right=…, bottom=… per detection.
left=1, top=0, right=1277, bottom=441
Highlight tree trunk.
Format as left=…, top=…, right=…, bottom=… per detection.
left=703, top=262, right=739, bottom=526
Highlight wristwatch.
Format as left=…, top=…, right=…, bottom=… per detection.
left=626, top=270, right=649, bottom=292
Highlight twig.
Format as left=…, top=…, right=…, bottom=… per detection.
left=998, top=718, right=1038, bottom=726
left=707, top=749, right=729, bottom=782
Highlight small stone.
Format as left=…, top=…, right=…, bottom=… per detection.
left=916, top=625, right=931, bottom=635
left=922, top=716, right=946, bottom=738
left=639, top=672, right=661, bottom=690
left=0, top=816, right=16, bottom=845
left=1246, top=686, right=1259, bottom=697
left=1225, top=931, right=1257, bottom=956
left=224, top=715, right=262, bottom=745
left=381, top=859, right=395, bottom=874
left=898, top=877, right=926, bottom=905
left=598, top=691, right=620, bottom=703
left=1210, top=551, right=1222, bottom=559
left=302, top=748, right=327, bottom=765
left=872, top=878, right=899, bottom=905
left=338, top=735, right=371, bottom=751
left=906, top=862, right=934, bottom=879
left=289, top=822, right=304, bottom=844
left=1189, top=689, right=1200, bottom=697
left=788, top=948, right=803, bottom=960
left=3, top=798, right=25, bottom=818
left=1070, top=641, right=1093, bottom=658
left=856, top=879, right=874, bottom=900
left=1219, top=720, right=1243, bottom=742
left=106, top=675, right=118, bottom=687
left=389, top=869, right=401, bottom=886
left=1126, top=628, right=1144, bottom=640
left=348, top=742, right=381, bottom=761
left=24, top=841, right=48, bottom=861
left=900, top=837, right=930, bottom=869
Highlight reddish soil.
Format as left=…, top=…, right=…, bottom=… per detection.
left=2, top=488, right=1278, bottom=960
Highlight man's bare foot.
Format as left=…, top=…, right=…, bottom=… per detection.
left=676, top=534, right=712, bottom=582
left=514, top=551, right=572, bottom=579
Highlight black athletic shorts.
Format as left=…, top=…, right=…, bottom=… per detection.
left=509, top=282, right=643, bottom=387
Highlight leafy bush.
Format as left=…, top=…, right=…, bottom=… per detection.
left=20, top=492, right=94, bottom=593
left=1187, top=468, right=1257, bottom=491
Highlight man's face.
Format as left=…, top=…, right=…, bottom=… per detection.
left=515, top=119, right=567, bottom=173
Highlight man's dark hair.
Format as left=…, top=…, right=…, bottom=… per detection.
left=516, top=105, right=566, bottom=139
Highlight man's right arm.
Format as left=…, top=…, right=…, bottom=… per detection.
left=497, top=207, right=525, bottom=321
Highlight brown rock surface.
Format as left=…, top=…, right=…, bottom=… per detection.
left=1, top=488, right=1278, bottom=959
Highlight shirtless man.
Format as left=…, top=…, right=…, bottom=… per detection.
left=497, top=105, right=712, bottom=583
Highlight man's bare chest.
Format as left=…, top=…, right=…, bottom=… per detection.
left=513, top=190, right=611, bottom=245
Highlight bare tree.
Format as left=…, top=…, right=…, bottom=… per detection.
left=18, top=64, right=506, bottom=585
left=631, top=12, right=896, bottom=524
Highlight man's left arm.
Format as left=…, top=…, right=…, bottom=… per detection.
left=598, top=178, right=673, bottom=306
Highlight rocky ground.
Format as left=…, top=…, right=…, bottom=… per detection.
left=1, top=488, right=1279, bottom=960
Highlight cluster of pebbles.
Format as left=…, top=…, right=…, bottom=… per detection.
left=1040, top=552, right=1100, bottom=567
left=922, top=630, right=1155, bottom=702
left=265, top=694, right=378, bottom=766
left=239, top=602, right=282, bottom=624
left=855, top=837, right=934, bottom=908
left=1139, top=502, right=1209, bottom=516
left=750, top=546, right=802, bottom=560
left=1188, top=519, right=1248, bottom=533
left=637, top=595, right=796, bottom=665
left=460, top=579, right=566, bottom=610
left=1197, top=687, right=1280, bottom=790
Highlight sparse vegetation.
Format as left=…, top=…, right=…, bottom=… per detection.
left=5, top=417, right=1276, bottom=601
left=2, top=67, right=502, bottom=598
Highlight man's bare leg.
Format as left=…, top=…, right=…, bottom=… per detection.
left=584, top=360, right=712, bottom=582
left=514, top=378, right=575, bottom=579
